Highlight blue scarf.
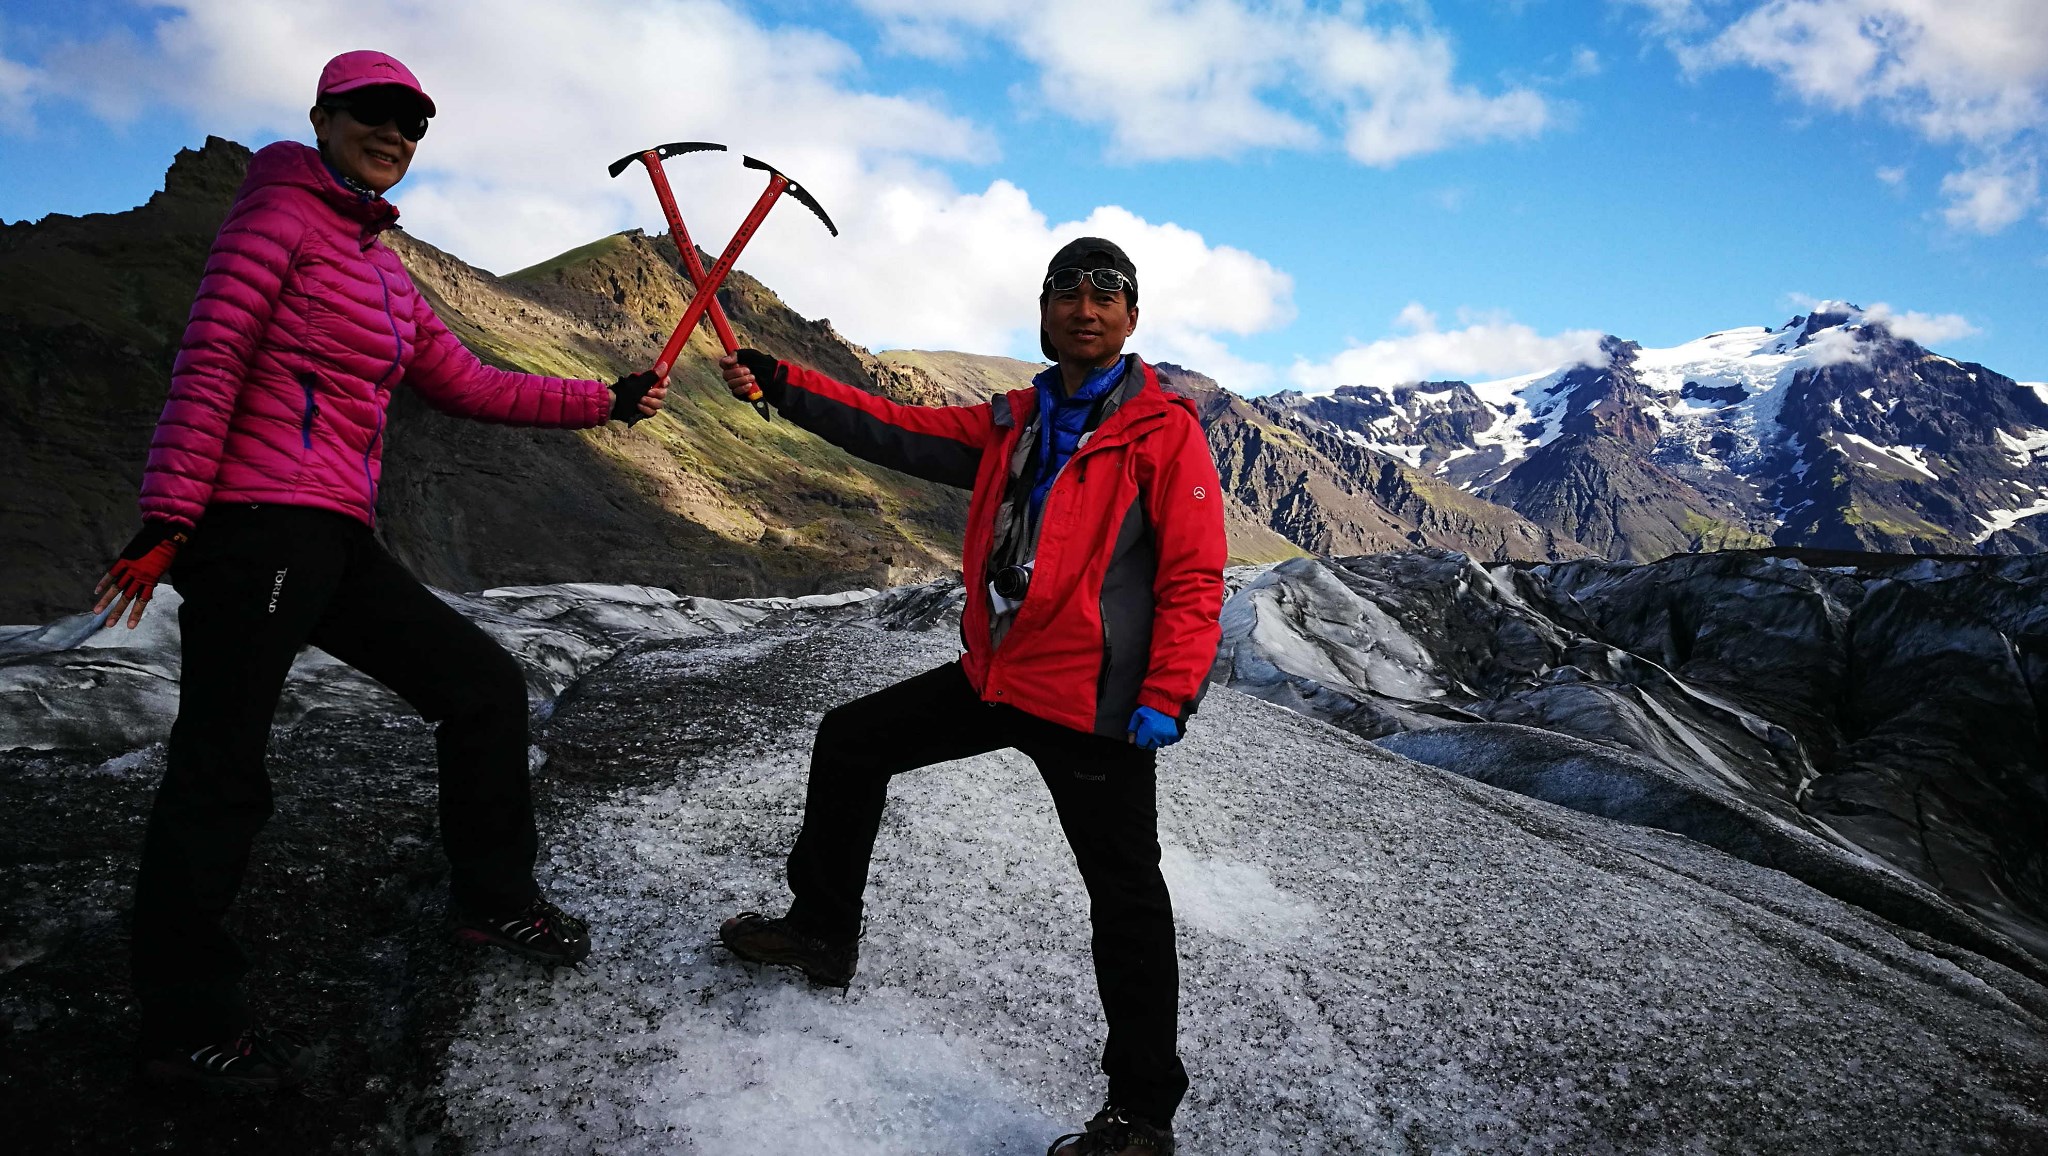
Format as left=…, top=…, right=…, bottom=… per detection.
left=320, top=153, right=377, bottom=202
left=1028, top=356, right=1128, bottom=515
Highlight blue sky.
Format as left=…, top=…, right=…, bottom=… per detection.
left=2, top=1, right=2043, bottom=389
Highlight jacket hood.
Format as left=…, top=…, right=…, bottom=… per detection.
left=240, top=140, right=401, bottom=234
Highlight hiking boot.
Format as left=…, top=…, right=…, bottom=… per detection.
left=451, top=896, right=592, bottom=966
left=1048, top=1105, right=1176, bottom=1155
left=137, top=1025, right=312, bottom=1093
left=718, top=911, right=857, bottom=987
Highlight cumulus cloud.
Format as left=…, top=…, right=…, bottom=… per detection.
left=7, top=0, right=1295, bottom=368
left=1284, top=304, right=1607, bottom=393
left=1939, top=155, right=2040, bottom=233
left=857, top=0, right=1551, bottom=164
left=1629, top=0, right=2048, bottom=233
left=0, top=30, right=37, bottom=133
left=1862, top=301, right=1982, bottom=344
left=1790, top=293, right=1981, bottom=346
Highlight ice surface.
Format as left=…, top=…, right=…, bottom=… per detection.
left=438, top=620, right=2047, bottom=1153
left=0, top=581, right=872, bottom=751
left=6, top=573, right=2046, bottom=1149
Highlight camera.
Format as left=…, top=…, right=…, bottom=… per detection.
left=991, top=564, right=1032, bottom=602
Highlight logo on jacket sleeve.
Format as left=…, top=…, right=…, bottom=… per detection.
left=1192, top=486, right=1207, bottom=500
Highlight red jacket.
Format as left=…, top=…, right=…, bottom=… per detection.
left=140, top=142, right=611, bottom=529
left=764, top=355, right=1227, bottom=737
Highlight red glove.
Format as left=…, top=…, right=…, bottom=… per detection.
left=94, top=521, right=188, bottom=630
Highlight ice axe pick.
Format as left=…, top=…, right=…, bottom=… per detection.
left=610, top=145, right=838, bottom=420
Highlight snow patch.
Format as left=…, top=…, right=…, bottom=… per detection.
left=1837, top=433, right=1938, bottom=479
left=1975, top=498, right=2048, bottom=543
left=1996, top=427, right=2048, bottom=469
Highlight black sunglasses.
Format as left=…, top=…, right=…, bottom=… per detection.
left=322, top=91, right=431, bottom=142
left=1044, top=267, right=1132, bottom=295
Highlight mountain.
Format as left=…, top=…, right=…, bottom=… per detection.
left=1161, top=362, right=1588, bottom=562
left=0, top=137, right=975, bottom=623
left=1276, top=308, right=2048, bottom=559
left=869, top=352, right=1584, bottom=565
left=6, top=578, right=2045, bottom=1150
left=0, top=139, right=1587, bottom=624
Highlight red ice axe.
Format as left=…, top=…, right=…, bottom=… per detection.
left=609, top=144, right=837, bottom=419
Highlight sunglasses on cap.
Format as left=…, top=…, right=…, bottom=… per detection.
left=321, top=90, right=431, bottom=142
left=1044, top=267, right=1132, bottom=295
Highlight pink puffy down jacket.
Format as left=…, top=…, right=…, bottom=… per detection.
left=139, top=141, right=612, bottom=528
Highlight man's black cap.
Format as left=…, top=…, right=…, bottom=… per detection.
left=1040, top=236, right=1137, bottom=360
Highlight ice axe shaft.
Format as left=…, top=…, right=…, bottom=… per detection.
left=650, top=171, right=790, bottom=382
left=628, top=148, right=768, bottom=419
left=637, top=148, right=740, bottom=354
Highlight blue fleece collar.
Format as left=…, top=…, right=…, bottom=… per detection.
left=1028, top=356, right=1128, bottom=514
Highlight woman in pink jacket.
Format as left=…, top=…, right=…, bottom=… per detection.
left=92, top=51, right=662, bottom=1091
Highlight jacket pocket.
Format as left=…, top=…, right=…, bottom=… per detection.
left=296, top=372, right=321, bottom=450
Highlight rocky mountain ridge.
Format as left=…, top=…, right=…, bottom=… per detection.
left=1272, top=309, right=2048, bottom=558
left=0, top=138, right=1593, bottom=623
left=6, top=140, right=2039, bottom=624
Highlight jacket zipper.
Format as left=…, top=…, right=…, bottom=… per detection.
left=363, top=412, right=385, bottom=523
left=297, top=373, right=320, bottom=449
left=371, top=263, right=403, bottom=389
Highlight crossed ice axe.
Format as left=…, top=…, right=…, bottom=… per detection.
left=609, top=142, right=838, bottom=420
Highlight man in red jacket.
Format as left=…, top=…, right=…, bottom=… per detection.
left=716, top=237, right=1225, bottom=1156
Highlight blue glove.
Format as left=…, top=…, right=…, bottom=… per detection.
left=1127, top=706, right=1180, bottom=750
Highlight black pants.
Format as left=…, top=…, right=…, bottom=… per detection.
left=786, top=662, right=1189, bottom=1125
left=132, top=504, right=538, bottom=1049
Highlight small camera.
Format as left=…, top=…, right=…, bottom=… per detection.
left=991, top=564, right=1031, bottom=602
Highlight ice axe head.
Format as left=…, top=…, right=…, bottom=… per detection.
left=607, top=141, right=727, bottom=179
left=742, top=155, right=838, bottom=237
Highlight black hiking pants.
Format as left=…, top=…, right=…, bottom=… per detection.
left=785, top=661, right=1189, bottom=1125
left=132, top=504, right=538, bottom=1049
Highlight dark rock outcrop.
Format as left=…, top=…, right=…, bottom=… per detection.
left=1216, top=548, right=2048, bottom=964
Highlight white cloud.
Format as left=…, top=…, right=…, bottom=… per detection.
left=1875, top=164, right=1906, bottom=186
left=1285, top=304, right=1607, bottom=393
left=1632, top=0, right=2048, bottom=233
left=1862, top=301, right=1981, bottom=345
left=856, top=0, right=1551, bottom=164
left=7, top=0, right=1296, bottom=370
left=1939, top=155, right=2039, bottom=233
left=0, top=27, right=39, bottom=133
left=1788, top=293, right=1981, bottom=346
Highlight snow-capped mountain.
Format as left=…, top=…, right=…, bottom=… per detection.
left=1266, top=306, right=2048, bottom=559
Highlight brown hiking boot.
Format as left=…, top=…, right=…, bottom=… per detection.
left=1047, top=1105, right=1175, bottom=1155
left=718, top=911, right=858, bottom=987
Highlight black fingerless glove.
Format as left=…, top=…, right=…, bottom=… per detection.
left=737, top=348, right=782, bottom=401
left=735, top=348, right=782, bottom=394
left=609, top=370, right=658, bottom=424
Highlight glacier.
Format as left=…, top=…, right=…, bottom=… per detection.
left=3, top=572, right=2046, bottom=1152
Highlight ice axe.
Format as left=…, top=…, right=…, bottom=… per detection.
left=610, top=144, right=837, bottom=419
left=609, top=142, right=756, bottom=413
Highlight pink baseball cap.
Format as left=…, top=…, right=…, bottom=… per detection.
left=315, top=50, right=436, bottom=116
